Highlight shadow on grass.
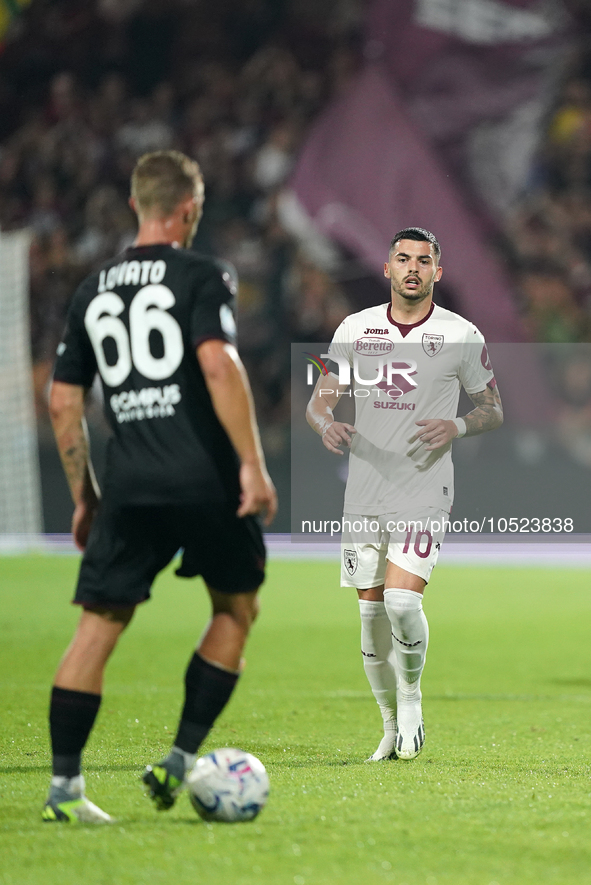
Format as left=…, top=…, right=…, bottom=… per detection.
left=549, top=678, right=591, bottom=689
left=428, top=692, right=554, bottom=701
left=0, top=764, right=52, bottom=774
left=0, top=763, right=143, bottom=774
left=0, top=756, right=394, bottom=776
left=260, top=755, right=373, bottom=768
left=0, top=817, right=206, bottom=831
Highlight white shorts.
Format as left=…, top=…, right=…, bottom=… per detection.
left=340, top=509, right=448, bottom=588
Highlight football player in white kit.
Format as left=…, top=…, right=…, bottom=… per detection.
left=306, top=228, right=503, bottom=761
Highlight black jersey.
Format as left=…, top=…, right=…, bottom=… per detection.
left=53, top=244, right=241, bottom=506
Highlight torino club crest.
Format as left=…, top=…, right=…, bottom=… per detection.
left=344, top=549, right=358, bottom=576
left=422, top=333, right=444, bottom=357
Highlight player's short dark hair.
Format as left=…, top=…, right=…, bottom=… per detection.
left=131, top=150, right=203, bottom=217
left=389, top=227, right=441, bottom=261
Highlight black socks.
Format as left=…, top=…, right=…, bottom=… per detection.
left=174, top=653, right=239, bottom=754
left=49, top=687, right=101, bottom=778
left=49, top=655, right=239, bottom=777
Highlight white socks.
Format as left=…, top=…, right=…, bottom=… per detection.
left=383, top=587, right=429, bottom=702
left=359, top=589, right=428, bottom=760
left=358, top=599, right=397, bottom=725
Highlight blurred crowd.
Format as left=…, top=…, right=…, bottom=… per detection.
left=0, top=0, right=360, bottom=451
left=506, top=60, right=591, bottom=346
left=2, top=0, right=591, bottom=463
left=502, top=47, right=591, bottom=467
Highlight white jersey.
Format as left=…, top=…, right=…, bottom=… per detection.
left=326, top=301, right=495, bottom=515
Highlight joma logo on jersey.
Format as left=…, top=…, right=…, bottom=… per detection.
left=364, top=327, right=389, bottom=335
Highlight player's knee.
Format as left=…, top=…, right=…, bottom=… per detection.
left=83, top=604, right=135, bottom=626
left=212, top=590, right=259, bottom=634
left=383, top=588, right=423, bottom=633
left=233, top=592, right=260, bottom=632
left=248, top=592, right=260, bottom=624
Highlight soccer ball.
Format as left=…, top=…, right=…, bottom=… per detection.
left=186, top=748, right=270, bottom=822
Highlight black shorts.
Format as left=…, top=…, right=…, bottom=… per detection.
left=74, top=501, right=266, bottom=608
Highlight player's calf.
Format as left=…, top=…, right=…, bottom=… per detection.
left=358, top=599, right=399, bottom=761
left=383, top=587, right=429, bottom=760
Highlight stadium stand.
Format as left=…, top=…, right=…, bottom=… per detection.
left=1, top=0, right=591, bottom=531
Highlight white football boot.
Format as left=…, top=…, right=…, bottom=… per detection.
left=395, top=697, right=425, bottom=759
left=42, top=775, right=113, bottom=823
left=366, top=718, right=398, bottom=761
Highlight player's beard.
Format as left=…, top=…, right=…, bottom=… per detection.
left=391, top=279, right=433, bottom=303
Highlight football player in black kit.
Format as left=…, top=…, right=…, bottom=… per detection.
left=42, top=150, right=277, bottom=823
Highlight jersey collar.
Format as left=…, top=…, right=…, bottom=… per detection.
left=386, top=301, right=434, bottom=338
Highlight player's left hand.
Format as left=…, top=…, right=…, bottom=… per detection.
left=72, top=500, right=98, bottom=552
left=411, top=419, right=459, bottom=451
left=237, top=462, right=278, bottom=526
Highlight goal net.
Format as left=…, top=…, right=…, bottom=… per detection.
left=0, top=229, right=43, bottom=535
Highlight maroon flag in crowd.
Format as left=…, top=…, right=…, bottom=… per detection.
left=367, top=0, right=572, bottom=220
left=291, top=0, right=573, bottom=345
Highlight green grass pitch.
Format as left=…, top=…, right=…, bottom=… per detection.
left=1, top=554, right=591, bottom=885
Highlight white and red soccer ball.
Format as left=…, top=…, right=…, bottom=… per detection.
left=186, top=747, right=269, bottom=822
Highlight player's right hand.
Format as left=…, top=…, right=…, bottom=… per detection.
left=72, top=500, right=98, bottom=552
left=237, top=462, right=278, bottom=526
left=321, top=421, right=356, bottom=455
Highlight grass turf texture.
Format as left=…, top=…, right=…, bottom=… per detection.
left=1, top=556, right=590, bottom=885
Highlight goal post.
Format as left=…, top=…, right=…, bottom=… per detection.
left=0, top=228, right=43, bottom=535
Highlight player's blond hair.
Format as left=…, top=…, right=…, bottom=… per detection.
left=131, top=150, right=203, bottom=218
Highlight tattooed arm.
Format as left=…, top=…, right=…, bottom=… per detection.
left=463, top=384, right=504, bottom=437
left=411, top=382, right=503, bottom=452
left=49, top=381, right=100, bottom=550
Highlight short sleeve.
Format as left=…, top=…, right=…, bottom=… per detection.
left=52, top=289, right=97, bottom=388
left=190, top=263, right=237, bottom=349
left=458, top=324, right=495, bottom=394
left=326, top=318, right=353, bottom=376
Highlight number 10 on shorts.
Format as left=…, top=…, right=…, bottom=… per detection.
left=402, top=526, right=433, bottom=559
